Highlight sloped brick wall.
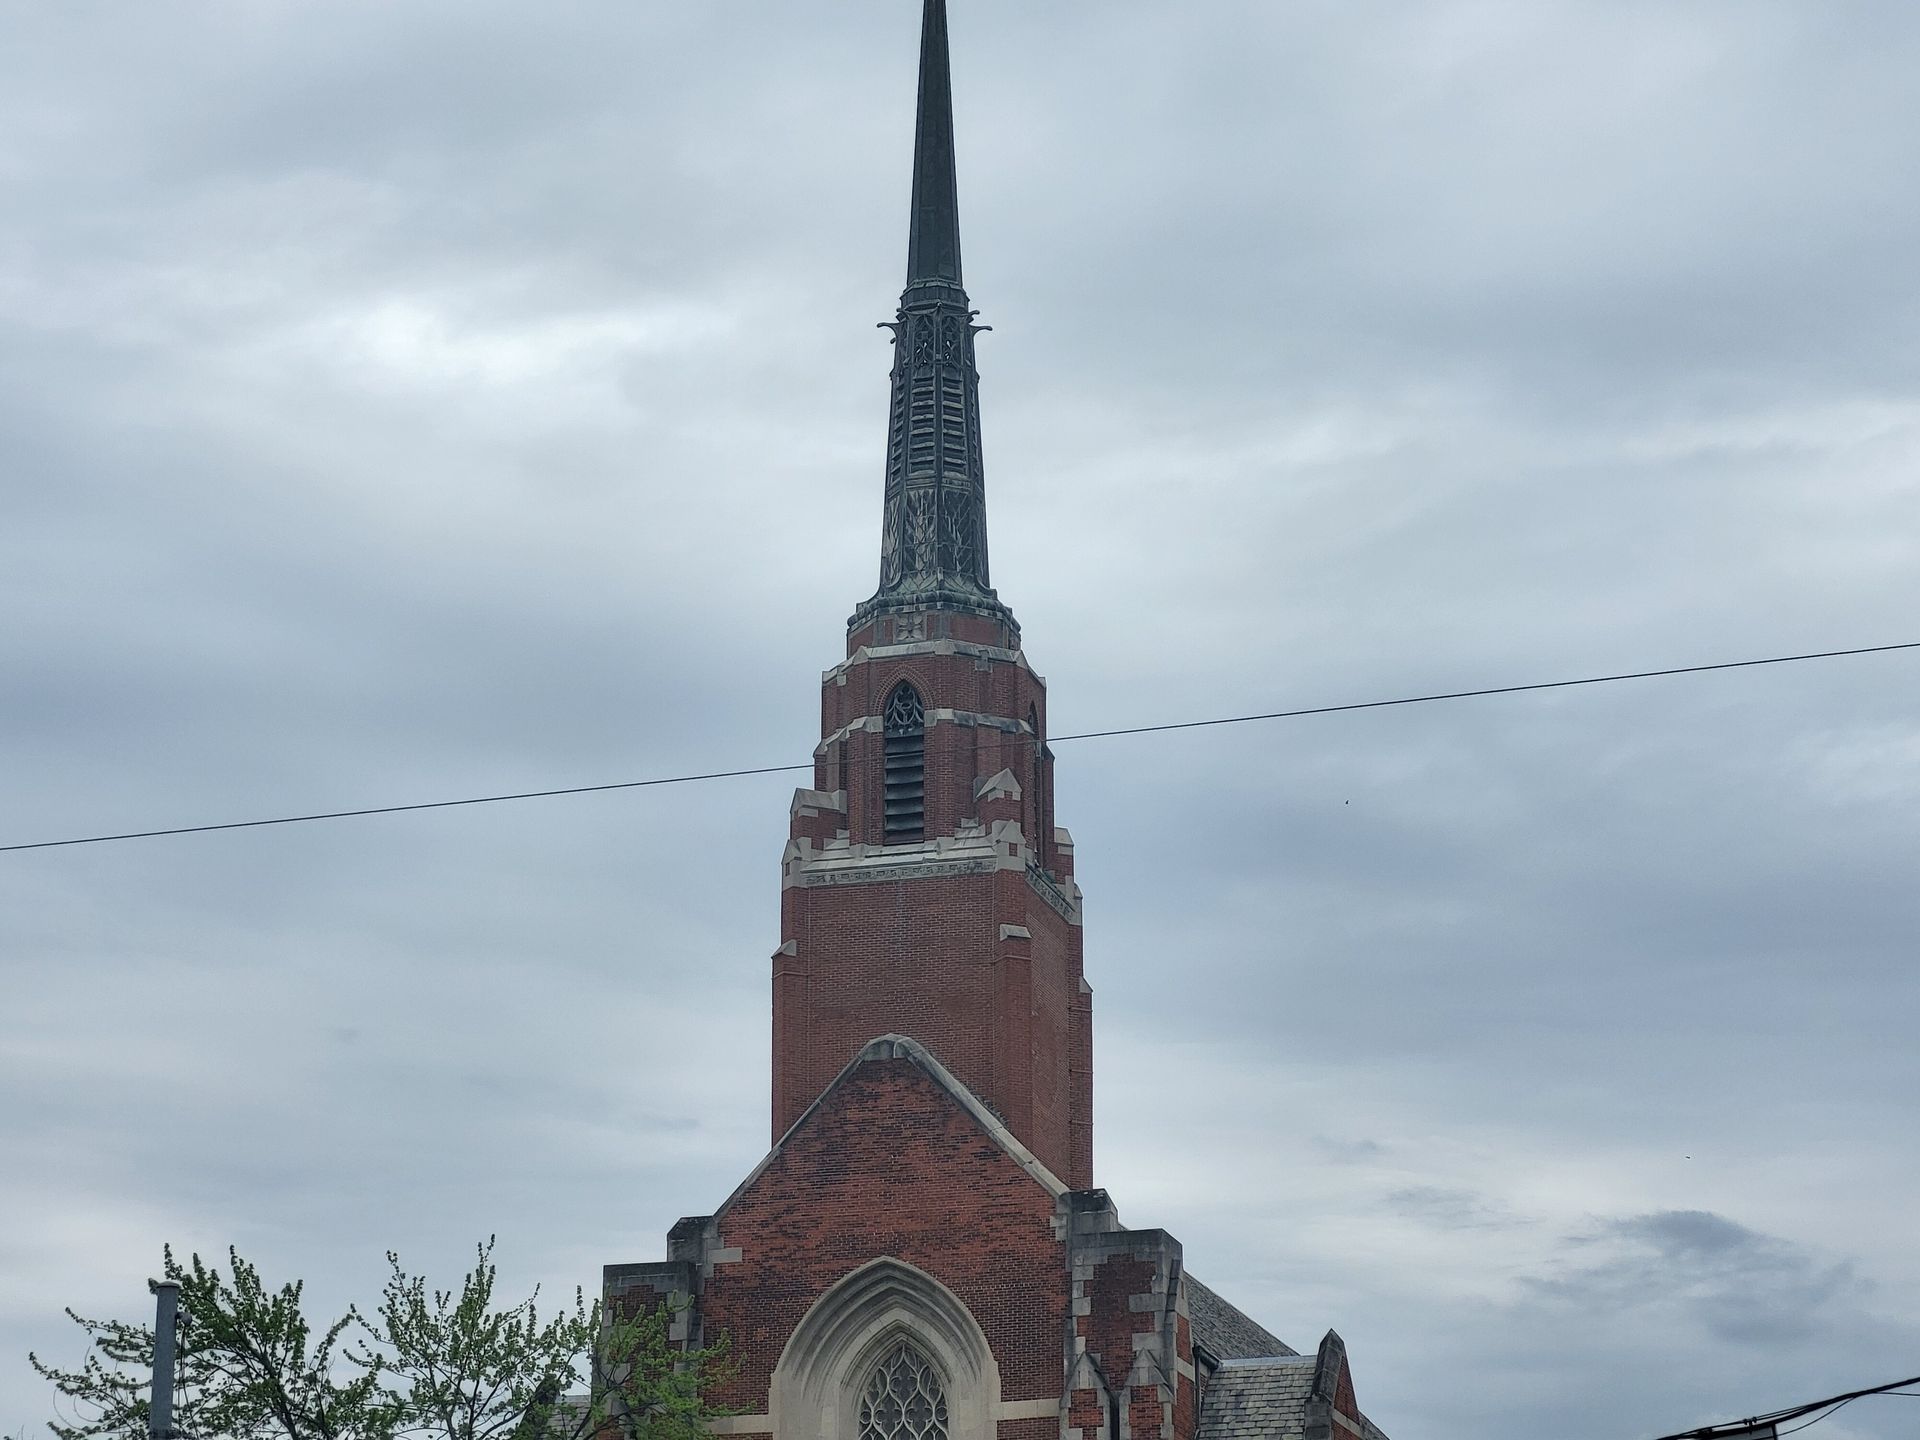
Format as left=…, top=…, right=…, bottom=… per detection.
left=697, top=1055, right=1071, bottom=1415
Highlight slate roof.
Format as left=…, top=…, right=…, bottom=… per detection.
left=1187, top=1275, right=1299, bottom=1360
left=1194, top=1356, right=1317, bottom=1440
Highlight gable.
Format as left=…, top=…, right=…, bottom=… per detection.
left=718, top=1034, right=1069, bottom=1223
left=695, top=1036, right=1072, bottom=1414
left=1195, top=1358, right=1316, bottom=1440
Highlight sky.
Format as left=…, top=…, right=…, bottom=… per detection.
left=3, top=2, right=1918, bottom=1438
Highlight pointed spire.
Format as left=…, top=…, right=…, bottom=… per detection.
left=854, top=0, right=1013, bottom=635
left=905, top=0, right=964, bottom=297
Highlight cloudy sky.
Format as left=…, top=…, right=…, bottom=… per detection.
left=4, top=2, right=1918, bottom=1438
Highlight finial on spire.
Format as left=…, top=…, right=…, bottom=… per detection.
left=905, top=0, right=964, bottom=297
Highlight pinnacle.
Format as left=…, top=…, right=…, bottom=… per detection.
left=905, top=0, right=964, bottom=296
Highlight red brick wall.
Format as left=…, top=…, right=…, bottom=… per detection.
left=774, top=608, right=1093, bottom=1189
left=1334, top=1360, right=1359, bottom=1424
left=1082, top=1256, right=1156, bottom=1398
left=777, top=868, right=1003, bottom=1117
left=818, top=650, right=1048, bottom=849
left=702, top=1055, right=1070, bottom=1415
left=777, top=867, right=1086, bottom=1185
left=1069, top=1386, right=1108, bottom=1440
left=1129, top=1385, right=1164, bottom=1436
left=1025, top=912, right=1073, bottom=1172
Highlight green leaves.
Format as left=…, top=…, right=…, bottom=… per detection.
left=31, top=1301, right=158, bottom=1440
left=364, top=1238, right=588, bottom=1440
left=583, top=1297, right=732, bottom=1440
left=31, top=1243, right=730, bottom=1440
left=32, top=1246, right=385, bottom=1440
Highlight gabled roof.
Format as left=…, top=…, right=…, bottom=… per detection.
left=1188, top=1275, right=1299, bottom=1361
left=1194, top=1331, right=1392, bottom=1440
left=1195, top=1357, right=1317, bottom=1440
left=712, top=1035, right=1070, bottom=1222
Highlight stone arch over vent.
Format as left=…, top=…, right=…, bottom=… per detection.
left=768, top=1257, right=1000, bottom=1440
left=883, top=682, right=927, bottom=842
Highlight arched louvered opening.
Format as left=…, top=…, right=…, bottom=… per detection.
left=884, top=683, right=927, bottom=843
left=859, top=1341, right=950, bottom=1440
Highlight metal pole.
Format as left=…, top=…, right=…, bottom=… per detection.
left=148, top=1279, right=181, bottom=1440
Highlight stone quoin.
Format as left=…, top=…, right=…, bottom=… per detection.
left=603, top=5, right=1396, bottom=1437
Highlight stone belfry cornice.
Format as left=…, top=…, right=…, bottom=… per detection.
left=853, top=0, right=1013, bottom=633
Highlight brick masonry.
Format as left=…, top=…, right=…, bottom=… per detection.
left=606, top=1041, right=1217, bottom=1439
left=598, top=2, right=1397, bottom=1429
left=601, top=571, right=1393, bottom=1439
left=774, top=604, right=1092, bottom=1191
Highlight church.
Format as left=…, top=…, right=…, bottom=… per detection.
left=604, top=6, right=1395, bottom=1438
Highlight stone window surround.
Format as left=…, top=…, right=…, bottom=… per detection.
left=767, top=1257, right=1001, bottom=1440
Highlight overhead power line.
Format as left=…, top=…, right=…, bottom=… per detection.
left=0, top=763, right=815, bottom=855
left=1649, top=1371, right=1920, bottom=1439
left=2, top=640, right=1915, bottom=857
left=1047, top=641, right=1920, bottom=743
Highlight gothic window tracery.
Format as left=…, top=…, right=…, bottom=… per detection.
left=886, top=683, right=926, bottom=731
left=765, top=1257, right=1001, bottom=1440
left=858, top=1342, right=950, bottom=1440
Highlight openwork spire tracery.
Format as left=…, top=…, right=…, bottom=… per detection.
left=858, top=0, right=1006, bottom=626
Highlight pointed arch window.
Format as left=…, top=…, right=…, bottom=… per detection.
left=884, top=683, right=927, bottom=842
left=859, top=1341, right=949, bottom=1440
left=767, top=1256, right=1001, bottom=1440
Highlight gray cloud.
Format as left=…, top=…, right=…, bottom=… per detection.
left=5, top=4, right=1920, bottom=1440
left=1528, top=1210, right=1867, bottom=1345
left=1383, top=1187, right=1528, bottom=1234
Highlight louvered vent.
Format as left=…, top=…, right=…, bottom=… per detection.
left=884, top=683, right=927, bottom=843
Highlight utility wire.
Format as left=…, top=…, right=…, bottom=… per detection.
left=1650, top=1372, right=1920, bottom=1439
left=0, top=763, right=815, bottom=855
left=1049, top=641, right=1920, bottom=744
left=1776, top=1401, right=1850, bottom=1437
left=3, top=640, right=1916, bottom=857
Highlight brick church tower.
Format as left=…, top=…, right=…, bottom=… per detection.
left=604, top=7, right=1394, bottom=1439
left=772, top=0, right=1090, bottom=1194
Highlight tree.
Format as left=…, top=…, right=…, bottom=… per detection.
left=30, top=1241, right=731, bottom=1440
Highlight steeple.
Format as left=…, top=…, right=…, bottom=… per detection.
left=855, top=0, right=1012, bottom=634
left=773, top=0, right=1092, bottom=1193
left=905, top=0, right=963, bottom=298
